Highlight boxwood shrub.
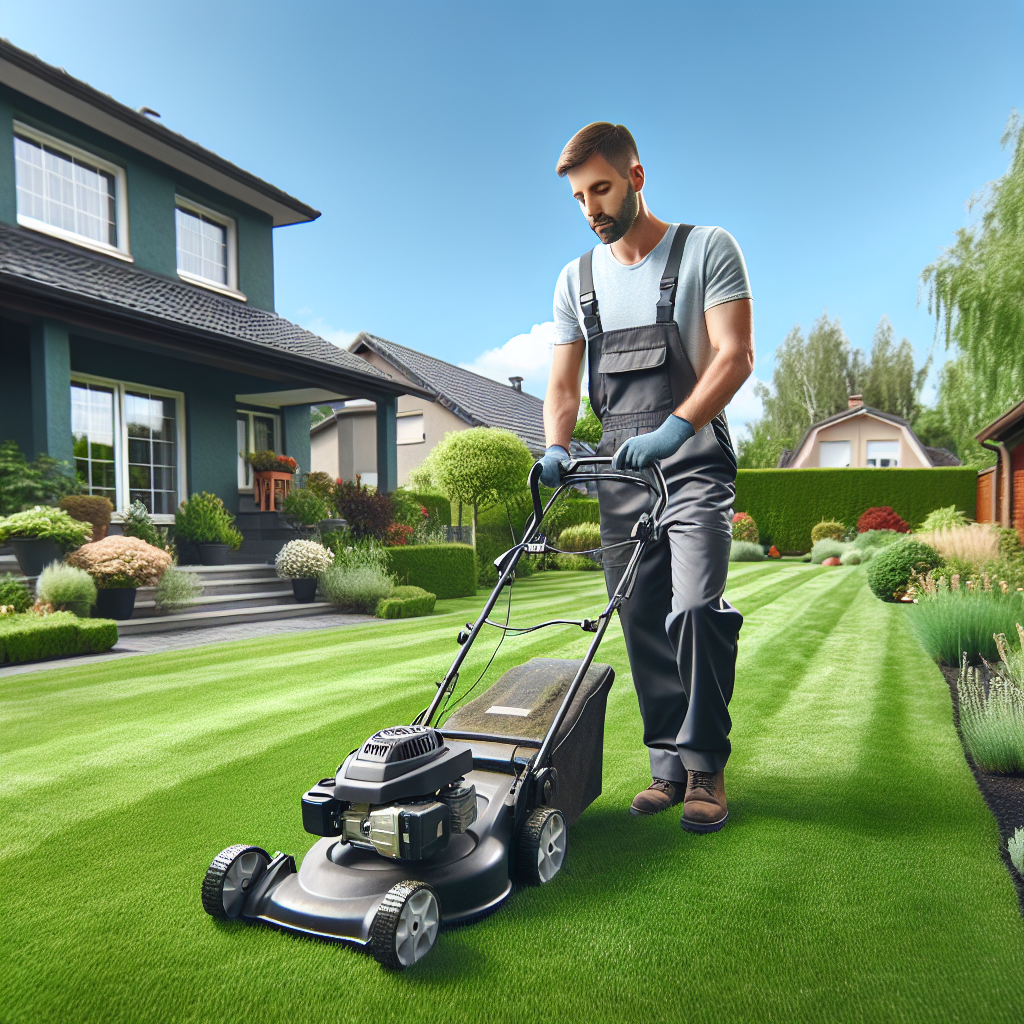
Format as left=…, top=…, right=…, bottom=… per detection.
left=376, top=585, right=437, bottom=619
left=406, top=492, right=452, bottom=527
left=733, top=468, right=977, bottom=553
left=0, top=612, right=118, bottom=664
left=384, top=544, right=476, bottom=599
left=866, top=538, right=942, bottom=602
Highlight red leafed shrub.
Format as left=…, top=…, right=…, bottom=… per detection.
left=333, top=480, right=394, bottom=539
left=385, top=523, right=415, bottom=546
left=731, top=512, right=759, bottom=543
left=857, top=506, right=910, bottom=534
left=768, top=545, right=781, bottom=558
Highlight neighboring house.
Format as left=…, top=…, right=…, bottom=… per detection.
left=777, top=396, right=961, bottom=469
left=975, top=398, right=1024, bottom=535
left=311, top=332, right=548, bottom=486
left=0, top=40, right=429, bottom=526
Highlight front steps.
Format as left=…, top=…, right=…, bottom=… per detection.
left=119, top=563, right=335, bottom=635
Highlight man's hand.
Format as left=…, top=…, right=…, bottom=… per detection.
left=612, top=414, right=695, bottom=471
left=538, top=444, right=571, bottom=487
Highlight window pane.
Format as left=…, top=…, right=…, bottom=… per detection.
left=16, top=134, right=118, bottom=247
left=252, top=415, right=275, bottom=452
left=397, top=413, right=425, bottom=445
left=126, top=390, right=177, bottom=514
left=866, top=440, right=899, bottom=468
left=237, top=415, right=250, bottom=489
left=71, top=382, right=117, bottom=504
left=175, top=206, right=227, bottom=284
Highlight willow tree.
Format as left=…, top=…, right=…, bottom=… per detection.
left=921, top=113, right=1024, bottom=466
left=431, top=428, right=533, bottom=545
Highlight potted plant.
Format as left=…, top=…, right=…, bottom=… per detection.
left=120, top=500, right=172, bottom=552
left=275, top=539, right=333, bottom=603
left=174, top=492, right=243, bottom=565
left=0, top=506, right=92, bottom=576
left=244, top=450, right=298, bottom=511
left=59, top=495, right=114, bottom=542
left=66, top=535, right=172, bottom=619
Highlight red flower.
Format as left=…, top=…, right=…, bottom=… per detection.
left=732, top=512, right=751, bottom=522
left=421, top=507, right=428, bottom=517
left=275, top=455, right=298, bottom=472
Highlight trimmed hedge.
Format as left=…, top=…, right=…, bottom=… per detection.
left=376, top=585, right=437, bottom=619
left=407, top=491, right=452, bottom=527
left=383, top=544, right=476, bottom=599
left=0, top=612, right=118, bottom=664
left=734, top=468, right=978, bottom=553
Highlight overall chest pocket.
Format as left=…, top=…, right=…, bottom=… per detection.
left=596, top=328, right=674, bottom=417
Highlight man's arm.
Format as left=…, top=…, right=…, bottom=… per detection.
left=675, top=299, right=754, bottom=430
left=544, top=338, right=586, bottom=450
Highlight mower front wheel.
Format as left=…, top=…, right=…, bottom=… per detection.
left=370, top=880, right=441, bottom=969
left=516, top=806, right=567, bottom=885
left=201, top=844, right=270, bottom=920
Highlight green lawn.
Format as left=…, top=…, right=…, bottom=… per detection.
left=1, top=563, right=1022, bottom=1023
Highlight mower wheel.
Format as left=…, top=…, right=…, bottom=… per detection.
left=516, top=806, right=567, bottom=885
left=370, top=880, right=441, bottom=969
left=201, top=844, right=270, bottom=920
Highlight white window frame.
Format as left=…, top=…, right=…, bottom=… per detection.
left=866, top=439, right=900, bottom=468
left=72, top=372, right=187, bottom=523
left=236, top=409, right=281, bottom=490
left=818, top=440, right=851, bottom=468
left=175, top=195, right=245, bottom=301
left=14, top=120, right=132, bottom=261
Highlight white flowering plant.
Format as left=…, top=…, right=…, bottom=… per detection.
left=275, top=540, right=334, bottom=579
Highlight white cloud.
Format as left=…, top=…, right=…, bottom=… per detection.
left=295, top=311, right=360, bottom=350
left=460, top=322, right=558, bottom=398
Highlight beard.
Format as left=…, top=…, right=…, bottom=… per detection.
left=592, top=183, right=639, bottom=244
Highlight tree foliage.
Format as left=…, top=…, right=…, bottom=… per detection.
left=921, top=114, right=1024, bottom=468
left=0, top=440, right=83, bottom=515
left=572, top=398, right=603, bottom=445
left=739, top=314, right=930, bottom=467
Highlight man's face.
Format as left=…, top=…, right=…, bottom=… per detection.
left=566, top=153, right=640, bottom=244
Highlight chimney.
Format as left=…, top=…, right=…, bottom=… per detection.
left=848, top=394, right=863, bottom=409
left=509, top=376, right=523, bottom=392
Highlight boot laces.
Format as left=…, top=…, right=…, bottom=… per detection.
left=650, top=778, right=676, bottom=794
left=689, top=771, right=717, bottom=798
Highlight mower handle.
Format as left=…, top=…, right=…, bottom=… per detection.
left=528, top=456, right=669, bottom=537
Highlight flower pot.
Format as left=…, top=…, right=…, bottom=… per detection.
left=291, top=577, right=318, bottom=603
left=10, top=536, right=62, bottom=577
left=199, top=543, right=230, bottom=566
left=94, top=586, right=137, bottom=620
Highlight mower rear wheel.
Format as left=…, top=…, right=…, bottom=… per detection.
left=370, top=881, right=441, bottom=970
left=517, top=806, right=567, bottom=885
left=201, top=844, right=270, bottom=920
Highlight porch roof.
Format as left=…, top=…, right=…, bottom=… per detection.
left=0, top=223, right=433, bottom=402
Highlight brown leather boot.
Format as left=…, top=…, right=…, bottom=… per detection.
left=680, top=769, right=728, bottom=833
left=630, top=778, right=685, bottom=816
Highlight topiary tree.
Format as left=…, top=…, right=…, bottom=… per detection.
left=431, top=428, right=533, bottom=546
left=866, top=537, right=942, bottom=602
left=811, top=519, right=846, bottom=544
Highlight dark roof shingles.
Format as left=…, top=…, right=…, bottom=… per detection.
left=0, top=224, right=393, bottom=384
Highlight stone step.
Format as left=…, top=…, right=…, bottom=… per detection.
left=174, top=563, right=279, bottom=580
left=116, top=600, right=338, bottom=635
left=131, top=587, right=306, bottom=617
left=138, top=577, right=287, bottom=599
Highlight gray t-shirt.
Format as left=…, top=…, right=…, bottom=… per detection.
left=552, top=224, right=751, bottom=380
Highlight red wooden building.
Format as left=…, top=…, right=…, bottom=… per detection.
left=975, top=398, right=1024, bottom=538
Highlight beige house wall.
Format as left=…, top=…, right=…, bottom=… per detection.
left=791, top=414, right=929, bottom=468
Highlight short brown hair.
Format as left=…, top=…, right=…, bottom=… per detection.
left=556, top=122, right=639, bottom=178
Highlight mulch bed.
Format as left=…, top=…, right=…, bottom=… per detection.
left=941, top=663, right=1024, bottom=914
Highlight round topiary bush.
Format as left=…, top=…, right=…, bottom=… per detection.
left=730, top=540, right=765, bottom=562
left=811, top=519, right=846, bottom=544
left=866, top=537, right=942, bottom=602
left=857, top=506, right=910, bottom=534
left=732, top=512, right=759, bottom=543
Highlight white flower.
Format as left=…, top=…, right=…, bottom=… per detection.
left=275, top=540, right=334, bottom=579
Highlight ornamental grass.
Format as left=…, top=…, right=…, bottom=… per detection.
left=66, top=535, right=172, bottom=588
left=915, top=524, right=1000, bottom=565
left=956, top=638, right=1024, bottom=773
left=908, top=587, right=1024, bottom=664
left=36, top=562, right=96, bottom=616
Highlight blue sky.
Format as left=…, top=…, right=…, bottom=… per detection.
left=2, top=0, right=1021, bottom=434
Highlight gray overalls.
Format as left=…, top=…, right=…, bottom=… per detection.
left=581, top=224, right=744, bottom=779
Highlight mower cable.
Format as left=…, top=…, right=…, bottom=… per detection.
left=477, top=617, right=598, bottom=635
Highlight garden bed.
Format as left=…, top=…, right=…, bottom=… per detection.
left=941, top=663, right=1024, bottom=912
left=0, top=611, right=118, bottom=665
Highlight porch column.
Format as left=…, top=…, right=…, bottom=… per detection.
left=375, top=394, right=397, bottom=493
left=29, top=319, right=72, bottom=464
left=281, top=404, right=312, bottom=481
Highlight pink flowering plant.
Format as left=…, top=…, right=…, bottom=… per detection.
left=66, top=535, right=173, bottom=589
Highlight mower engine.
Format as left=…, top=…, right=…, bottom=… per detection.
left=300, top=725, right=477, bottom=861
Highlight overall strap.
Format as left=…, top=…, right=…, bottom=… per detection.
left=656, top=224, right=695, bottom=324
left=578, top=248, right=603, bottom=341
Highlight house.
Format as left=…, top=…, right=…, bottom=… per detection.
left=776, top=396, right=961, bottom=469
left=975, top=398, right=1024, bottom=535
left=0, top=39, right=430, bottom=531
left=310, top=332, right=547, bottom=486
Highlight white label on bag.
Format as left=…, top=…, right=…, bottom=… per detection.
left=486, top=705, right=531, bottom=717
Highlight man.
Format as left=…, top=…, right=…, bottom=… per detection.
left=540, top=123, right=753, bottom=833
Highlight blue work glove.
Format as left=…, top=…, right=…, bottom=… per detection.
left=612, top=414, right=695, bottom=471
left=538, top=444, right=571, bottom=487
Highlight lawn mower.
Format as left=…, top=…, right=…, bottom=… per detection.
left=201, top=456, right=668, bottom=968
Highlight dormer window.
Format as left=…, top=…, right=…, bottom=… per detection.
left=14, top=121, right=130, bottom=259
left=175, top=196, right=244, bottom=300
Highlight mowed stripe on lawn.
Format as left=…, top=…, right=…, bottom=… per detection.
left=1, top=564, right=1022, bottom=1024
